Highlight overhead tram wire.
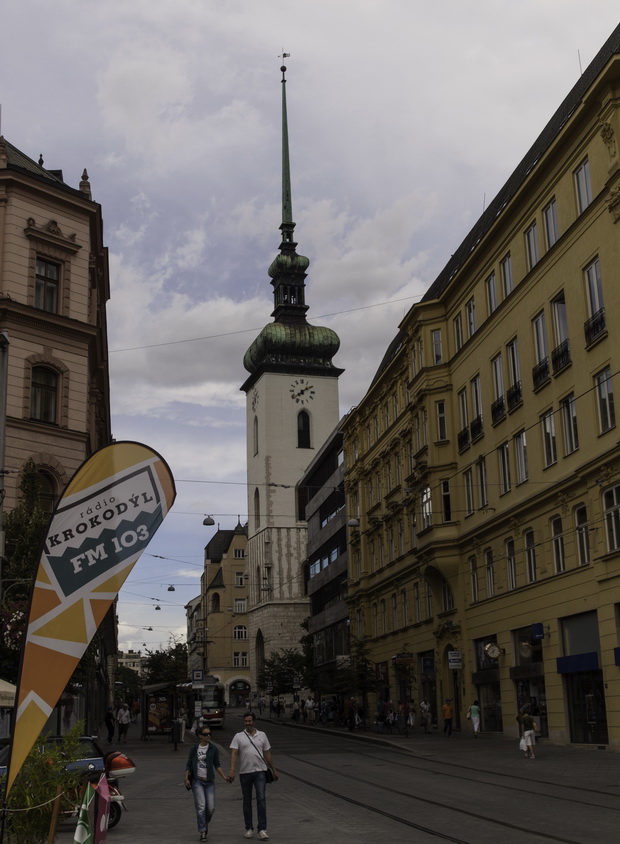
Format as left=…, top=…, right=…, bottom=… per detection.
left=107, top=294, right=422, bottom=353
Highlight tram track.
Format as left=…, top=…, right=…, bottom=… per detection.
left=339, top=745, right=620, bottom=810
left=278, top=750, right=612, bottom=844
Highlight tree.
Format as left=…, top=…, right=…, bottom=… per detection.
left=334, top=636, right=380, bottom=725
left=2, top=459, right=49, bottom=599
left=142, top=638, right=188, bottom=686
left=1, top=723, right=86, bottom=844
left=116, top=664, right=144, bottom=701
left=259, top=648, right=304, bottom=696
left=0, top=461, right=49, bottom=681
left=298, top=618, right=319, bottom=692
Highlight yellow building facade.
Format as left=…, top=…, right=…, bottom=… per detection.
left=343, top=26, right=620, bottom=748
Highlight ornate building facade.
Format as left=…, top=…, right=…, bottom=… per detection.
left=343, top=24, right=620, bottom=748
left=0, top=137, right=115, bottom=731
left=0, top=138, right=111, bottom=511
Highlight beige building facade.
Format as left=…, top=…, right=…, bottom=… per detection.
left=0, top=138, right=111, bottom=512
left=344, top=25, right=620, bottom=748
left=0, top=138, right=114, bottom=733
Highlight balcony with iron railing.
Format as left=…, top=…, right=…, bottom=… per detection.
left=457, top=426, right=470, bottom=452
left=491, top=395, right=506, bottom=425
left=584, top=307, right=606, bottom=346
left=470, top=414, right=484, bottom=442
left=551, top=338, right=571, bottom=374
left=532, top=357, right=550, bottom=390
left=507, top=381, right=522, bottom=412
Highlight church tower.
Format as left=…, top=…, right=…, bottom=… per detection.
left=241, top=64, right=343, bottom=688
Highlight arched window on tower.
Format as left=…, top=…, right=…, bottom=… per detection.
left=211, top=593, right=220, bottom=613
left=254, top=488, right=260, bottom=529
left=253, top=415, right=259, bottom=455
left=297, top=410, right=311, bottom=449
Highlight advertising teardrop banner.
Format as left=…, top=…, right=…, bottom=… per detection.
left=5, top=442, right=176, bottom=796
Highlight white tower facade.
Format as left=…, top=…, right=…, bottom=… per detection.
left=241, top=65, right=343, bottom=688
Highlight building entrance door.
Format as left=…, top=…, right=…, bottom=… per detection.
left=565, top=671, right=608, bottom=744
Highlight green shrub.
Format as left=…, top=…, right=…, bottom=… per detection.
left=1, top=723, right=86, bottom=844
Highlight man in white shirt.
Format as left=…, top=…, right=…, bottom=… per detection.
left=228, top=712, right=278, bottom=840
left=116, top=703, right=131, bottom=743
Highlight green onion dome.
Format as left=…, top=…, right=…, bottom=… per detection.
left=243, top=322, right=340, bottom=374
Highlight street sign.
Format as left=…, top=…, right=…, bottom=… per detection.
left=448, top=651, right=462, bottom=670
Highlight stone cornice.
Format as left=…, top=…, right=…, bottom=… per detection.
left=7, top=414, right=89, bottom=443
left=0, top=300, right=98, bottom=343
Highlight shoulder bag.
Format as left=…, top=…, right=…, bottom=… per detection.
left=245, top=732, right=275, bottom=783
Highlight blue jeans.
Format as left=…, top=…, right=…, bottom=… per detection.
left=239, top=770, right=267, bottom=832
left=191, top=780, right=215, bottom=832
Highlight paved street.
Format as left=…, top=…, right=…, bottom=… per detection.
left=56, top=710, right=620, bottom=844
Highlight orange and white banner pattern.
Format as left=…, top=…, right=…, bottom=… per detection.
left=6, top=442, right=176, bottom=795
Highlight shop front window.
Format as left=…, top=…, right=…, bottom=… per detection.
left=559, top=611, right=608, bottom=744
left=513, top=624, right=548, bottom=737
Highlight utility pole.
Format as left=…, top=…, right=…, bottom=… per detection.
left=0, top=330, right=9, bottom=602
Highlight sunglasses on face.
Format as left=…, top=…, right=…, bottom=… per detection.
left=199, top=732, right=211, bottom=737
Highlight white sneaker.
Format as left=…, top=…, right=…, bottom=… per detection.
left=244, top=832, right=253, bottom=839
left=258, top=833, right=269, bottom=841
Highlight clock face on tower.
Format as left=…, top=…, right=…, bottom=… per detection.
left=289, top=377, right=315, bottom=404
left=251, top=388, right=259, bottom=412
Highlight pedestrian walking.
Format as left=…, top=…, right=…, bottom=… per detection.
left=442, top=698, right=454, bottom=736
left=517, top=706, right=536, bottom=758
left=467, top=699, right=481, bottom=737
left=185, top=725, right=228, bottom=841
left=116, top=702, right=131, bottom=743
left=178, top=706, right=187, bottom=743
left=104, top=706, right=115, bottom=744
left=228, top=711, right=278, bottom=840
left=419, top=698, right=432, bottom=733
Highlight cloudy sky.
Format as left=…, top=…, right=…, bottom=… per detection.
left=2, top=1, right=619, bottom=651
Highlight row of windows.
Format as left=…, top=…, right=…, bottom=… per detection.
left=448, top=157, right=592, bottom=357
left=357, top=576, right=456, bottom=640
left=209, top=594, right=247, bottom=614
left=351, top=160, right=595, bottom=466
left=452, top=255, right=604, bottom=452
left=470, top=505, right=590, bottom=602
left=356, top=499, right=601, bottom=639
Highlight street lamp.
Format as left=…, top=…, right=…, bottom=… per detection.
left=0, top=578, right=32, bottom=605
left=203, top=515, right=215, bottom=526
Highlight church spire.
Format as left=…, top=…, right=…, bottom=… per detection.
left=267, top=61, right=309, bottom=325
left=281, top=63, right=293, bottom=229
left=241, top=61, right=343, bottom=389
